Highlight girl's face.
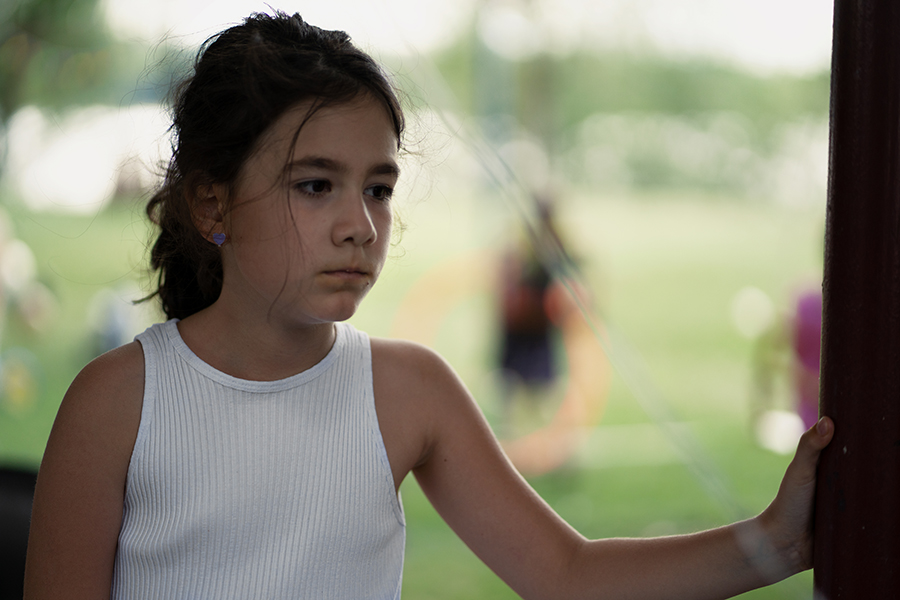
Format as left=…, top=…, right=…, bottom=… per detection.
left=218, top=96, right=399, bottom=327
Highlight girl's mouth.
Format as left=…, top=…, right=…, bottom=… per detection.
left=322, top=268, right=369, bottom=281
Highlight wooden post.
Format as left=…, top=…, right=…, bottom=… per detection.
left=814, top=0, right=900, bottom=597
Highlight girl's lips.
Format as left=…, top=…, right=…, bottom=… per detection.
left=322, top=268, right=369, bottom=281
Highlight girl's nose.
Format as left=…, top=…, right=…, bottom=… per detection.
left=333, top=194, right=377, bottom=246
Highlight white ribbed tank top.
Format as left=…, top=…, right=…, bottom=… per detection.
left=111, top=320, right=405, bottom=599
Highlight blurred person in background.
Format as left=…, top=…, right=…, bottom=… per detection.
left=496, top=193, right=575, bottom=434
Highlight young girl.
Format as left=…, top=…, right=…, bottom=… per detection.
left=24, top=11, right=833, bottom=600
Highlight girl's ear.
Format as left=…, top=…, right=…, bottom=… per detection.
left=192, top=184, right=227, bottom=245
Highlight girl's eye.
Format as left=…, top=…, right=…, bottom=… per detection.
left=295, top=179, right=331, bottom=196
left=366, top=185, right=394, bottom=201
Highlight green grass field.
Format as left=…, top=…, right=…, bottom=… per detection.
left=0, top=186, right=825, bottom=599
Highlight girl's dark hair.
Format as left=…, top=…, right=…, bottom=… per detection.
left=146, top=11, right=405, bottom=320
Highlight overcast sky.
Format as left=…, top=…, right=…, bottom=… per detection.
left=101, top=0, right=834, bottom=75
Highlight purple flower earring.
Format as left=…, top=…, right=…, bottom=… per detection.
left=212, top=233, right=226, bottom=246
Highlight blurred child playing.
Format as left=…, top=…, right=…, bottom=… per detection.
left=24, top=11, right=833, bottom=600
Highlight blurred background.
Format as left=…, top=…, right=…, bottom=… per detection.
left=0, top=0, right=831, bottom=598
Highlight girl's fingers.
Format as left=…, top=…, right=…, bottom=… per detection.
left=814, top=415, right=834, bottom=445
left=787, top=416, right=834, bottom=485
left=803, top=416, right=834, bottom=458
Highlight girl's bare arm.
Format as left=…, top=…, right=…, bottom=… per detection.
left=375, top=339, right=833, bottom=600
left=24, top=342, right=144, bottom=600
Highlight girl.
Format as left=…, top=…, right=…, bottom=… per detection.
left=24, top=11, right=833, bottom=600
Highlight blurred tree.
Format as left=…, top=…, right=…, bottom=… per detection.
left=0, top=0, right=150, bottom=124
left=0, top=0, right=162, bottom=191
left=426, top=19, right=830, bottom=198
left=2, top=0, right=103, bottom=122
left=431, top=28, right=830, bottom=154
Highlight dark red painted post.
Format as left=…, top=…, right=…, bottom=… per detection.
left=814, top=0, right=900, bottom=597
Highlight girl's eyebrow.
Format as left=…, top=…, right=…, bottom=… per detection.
left=287, top=156, right=400, bottom=178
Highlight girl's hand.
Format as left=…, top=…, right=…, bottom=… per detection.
left=752, top=416, right=834, bottom=579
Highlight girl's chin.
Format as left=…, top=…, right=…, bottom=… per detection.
left=288, top=305, right=363, bottom=327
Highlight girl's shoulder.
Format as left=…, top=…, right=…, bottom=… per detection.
left=60, top=341, right=145, bottom=441
left=369, top=335, right=432, bottom=361
left=74, top=340, right=145, bottom=398
left=369, top=337, right=460, bottom=389
left=368, top=337, right=473, bottom=485
left=368, top=337, right=475, bottom=437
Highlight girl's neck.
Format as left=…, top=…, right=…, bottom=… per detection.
left=175, top=305, right=337, bottom=382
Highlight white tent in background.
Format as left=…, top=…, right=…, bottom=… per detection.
left=2, top=103, right=170, bottom=213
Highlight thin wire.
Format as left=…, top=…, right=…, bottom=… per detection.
left=392, top=36, right=748, bottom=521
